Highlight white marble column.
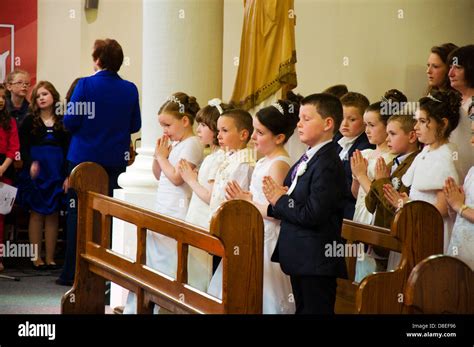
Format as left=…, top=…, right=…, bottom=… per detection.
left=111, top=0, right=223, bottom=308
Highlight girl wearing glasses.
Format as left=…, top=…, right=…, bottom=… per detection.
left=5, top=69, right=30, bottom=127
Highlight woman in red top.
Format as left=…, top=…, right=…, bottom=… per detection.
left=0, top=83, right=20, bottom=272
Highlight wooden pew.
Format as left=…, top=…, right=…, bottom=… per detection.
left=61, top=162, right=264, bottom=314
left=404, top=255, right=474, bottom=314
left=335, top=201, right=444, bottom=314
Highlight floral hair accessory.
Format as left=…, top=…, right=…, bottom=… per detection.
left=167, top=95, right=184, bottom=112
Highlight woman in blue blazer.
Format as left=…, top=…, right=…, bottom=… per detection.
left=58, top=38, right=141, bottom=286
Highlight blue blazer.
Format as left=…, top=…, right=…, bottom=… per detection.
left=268, top=142, right=348, bottom=278
left=333, top=132, right=375, bottom=219
left=64, top=70, right=141, bottom=167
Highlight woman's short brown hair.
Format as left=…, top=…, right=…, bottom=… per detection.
left=92, top=39, right=124, bottom=72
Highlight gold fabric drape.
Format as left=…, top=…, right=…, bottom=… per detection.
left=231, top=0, right=297, bottom=110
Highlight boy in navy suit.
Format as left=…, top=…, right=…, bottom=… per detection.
left=334, top=92, right=374, bottom=219
left=263, top=93, right=348, bottom=314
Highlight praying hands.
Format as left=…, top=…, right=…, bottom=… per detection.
left=443, top=176, right=465, bottom=213
left=263, top=175, right=288, bottom=206
left=350, top=149, right=368, bottom=181
left=178, top=159, right=198, bottom=184
left=154, top=135, right=171, bottom=159
left=225, top=180, right=253, bottom=202
left=374, top=157, right=390, bottom=180
left=383, top=183, right=409, bottom=211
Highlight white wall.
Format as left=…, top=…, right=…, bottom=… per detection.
left=222, top=0, right=474, bottom=103
left=38, top=0, right=141, bottom=99
left=37, top=0, right=82, bottom=96
left=38, top=0, right=143, bottom=142
left=37, top=0, right=474, bottom=137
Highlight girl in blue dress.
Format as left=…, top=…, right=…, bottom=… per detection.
left=17, top=81, right=69, bottom=269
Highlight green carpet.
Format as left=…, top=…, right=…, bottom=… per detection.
left=0, top=263, right=68, bottom=314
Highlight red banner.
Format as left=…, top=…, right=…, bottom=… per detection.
left=0, top=0, right=38, bottom=87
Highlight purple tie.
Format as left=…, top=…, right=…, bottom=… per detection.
left=291, top=153, right=309, bottom=182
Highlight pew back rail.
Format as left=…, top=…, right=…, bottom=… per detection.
left=404, top=255, right=474, bottom=314
left=336, top=201, right=444, bottom=314
left=61, top=162, right=264, bottom=314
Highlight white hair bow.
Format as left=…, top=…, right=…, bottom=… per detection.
left=208, top=98, right=223, bottom=114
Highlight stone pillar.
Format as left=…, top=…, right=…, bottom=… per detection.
left=111, top=0, right=223, bottom=309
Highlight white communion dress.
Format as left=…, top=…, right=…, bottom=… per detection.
left=207, top=155, right=296, bottom=314
left=447, top=166, right=474, bottom=270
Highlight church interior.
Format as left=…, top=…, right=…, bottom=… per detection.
left=0, top=0, right=473, bottom=343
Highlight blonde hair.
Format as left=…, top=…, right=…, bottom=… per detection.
left=6, top=69, right=30, bottom=85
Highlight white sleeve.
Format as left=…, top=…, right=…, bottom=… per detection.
left=465, top=167, right=474, bottom=187
left=229, top=163, right=254, bottom=191
left=207, top=152, right=225, bottom=182
left=181, top=138, right=203, bottom=167
left=412, top=147, right=460, bottom=191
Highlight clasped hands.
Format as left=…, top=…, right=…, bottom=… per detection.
left=443, top=176, right=465, bottom=213
left=374, top=157, right=390, bottom=180
left=351, top=150, right=390, bottom=181
left=350, top=150, right=368, bottom=181
left=178, top=159, right=198, bottom=184
left=224, top=176, right=288, bottom=206
left=262, top=176, right=288, bottom=206
left=154, top=135, right=171, bottom=160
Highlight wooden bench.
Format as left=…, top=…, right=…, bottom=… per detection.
left=335, top=201, right=444, bottom=314
left=404, top=255, right=474, bottom=314
left=61, top=162, right=264, bottom=314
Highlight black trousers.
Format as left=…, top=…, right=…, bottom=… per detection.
left=290, top=275, right=337, bottom=314
left=58, top=162, right=125, bottom=283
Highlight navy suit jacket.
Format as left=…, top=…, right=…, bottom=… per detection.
left=333, top=132, right=375, bottom=219
left=64, top=70, right=141, bottom=167
left=268, top=142, right=348, bottom=278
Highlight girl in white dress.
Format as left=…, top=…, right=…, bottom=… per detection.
left=178, top=99, right=228, bottom=291
left=384, top=89, right=462, bottom=268
left=444, top=167, right=474, bottom=269
left=214, top=101, right=299, bottom=314
left=124, top=92, right=203, bottom=313
left=180, top=99, right=229, bottom=229
left=351, top=91, right=404, bottom=281
left=149, top=92, right=203, bottom=277
left=351, top=91, right=402, bottom=223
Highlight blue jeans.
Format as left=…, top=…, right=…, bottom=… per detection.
left=58, top=162, right=126, bottom=282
